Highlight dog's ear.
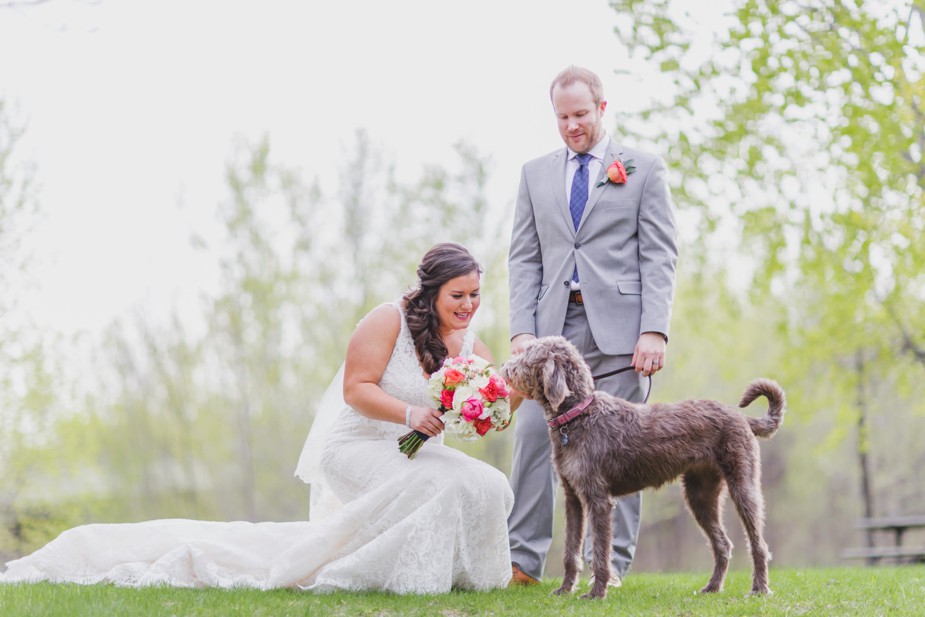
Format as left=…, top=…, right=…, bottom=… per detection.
left=542, top=356, right=571, bottom=411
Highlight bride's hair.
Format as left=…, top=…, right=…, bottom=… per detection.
left=403, top=243, right=482, bottom=374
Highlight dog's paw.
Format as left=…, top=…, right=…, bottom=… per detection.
left=748, top=586, right=772, bottom=597
left=551, top=586, right=573, bottom=596
left=580, top=589, right=607, bottom=600
left=699, top=584, right=723, bottom=594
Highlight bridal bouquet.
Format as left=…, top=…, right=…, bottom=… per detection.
left=398, top=355, right=513, bottom=459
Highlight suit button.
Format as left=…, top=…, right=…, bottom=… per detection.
left=574, top=241, right=581, bottom=249
left=563, top=281, right=570, bottom=287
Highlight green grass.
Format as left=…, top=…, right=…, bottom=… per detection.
left=1, top=566, right=923, bottom=616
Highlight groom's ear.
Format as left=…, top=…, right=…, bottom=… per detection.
left=542, top=356, right=570, bottom=412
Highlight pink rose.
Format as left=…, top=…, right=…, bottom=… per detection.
left=440, top=388, right=455, bottom=410
left=443, top=369, right=466, bottom=387
left=606, top=160, right=628, bottom=184
left=461, top=397, right=484, bottom=421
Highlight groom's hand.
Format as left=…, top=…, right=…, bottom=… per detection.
left=511, top=334, right=537, bottom=355
left=633, top=332, right=667, bottom=377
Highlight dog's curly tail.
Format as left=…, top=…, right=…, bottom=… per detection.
left=739, top=378, right=786, bottom=438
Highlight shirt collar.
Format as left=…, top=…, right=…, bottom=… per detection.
left=567, top=132, right=609, bottom=162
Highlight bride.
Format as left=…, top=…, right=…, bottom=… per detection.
left=0, top=243, right=514, bottom=593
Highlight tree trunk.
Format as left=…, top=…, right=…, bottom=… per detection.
left=855, top=351, right=876, bottom=564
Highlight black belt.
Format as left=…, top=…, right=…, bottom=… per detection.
left=568, top=290, right=583, bottom=304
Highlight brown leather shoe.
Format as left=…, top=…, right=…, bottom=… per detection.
left=509, top=562, right=540, bottom=586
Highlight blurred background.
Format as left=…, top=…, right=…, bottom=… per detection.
left=1, top=0, right=923, bottom=576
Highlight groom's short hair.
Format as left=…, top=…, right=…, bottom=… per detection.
left=550, top=66, right=604, bottom=106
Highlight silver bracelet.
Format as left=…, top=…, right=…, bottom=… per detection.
left=405, top=405, right=412, bottom=427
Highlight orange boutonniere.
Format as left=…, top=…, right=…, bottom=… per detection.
left=596, top=158, right=636, bottom=187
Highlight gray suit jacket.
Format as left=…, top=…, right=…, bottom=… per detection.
left=509, top=138, right=678, bottom=356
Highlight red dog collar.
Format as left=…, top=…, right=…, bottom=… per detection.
left=547, top=396, right=595, bottom=429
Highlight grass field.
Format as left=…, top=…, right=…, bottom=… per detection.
left=1, top=566, right=923, bottom=616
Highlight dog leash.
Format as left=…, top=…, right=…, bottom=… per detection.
left=590, top=365, right=653, bottom=404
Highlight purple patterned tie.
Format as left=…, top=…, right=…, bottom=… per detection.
left=569, top=153, right=592, bottom=230
left=570, top=153, right=592, bottom=282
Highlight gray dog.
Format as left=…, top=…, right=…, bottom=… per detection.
left=500, top=336, right=785, bottom=599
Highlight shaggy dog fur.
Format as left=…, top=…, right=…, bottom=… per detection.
left=500, top=336, right=786, bottom=599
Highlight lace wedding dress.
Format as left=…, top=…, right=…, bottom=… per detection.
left=0, top=303, right=514, bottom=593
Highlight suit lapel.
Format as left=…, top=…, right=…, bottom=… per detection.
left=577, top=139, right=622, bottom=232
left=550, top=149, right=574, bottom=236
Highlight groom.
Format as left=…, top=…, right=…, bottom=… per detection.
left=507, top=65, right=678, bottom=585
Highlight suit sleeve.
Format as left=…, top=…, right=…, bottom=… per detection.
left=636, top=156, right=679, bottom=340
left=508, top=165, right=544, bottom=339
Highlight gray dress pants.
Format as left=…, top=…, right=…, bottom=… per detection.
left=508, top=302, right=644, bottom=580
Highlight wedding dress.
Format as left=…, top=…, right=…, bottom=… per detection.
left=0, top=302, right=514, bottom=593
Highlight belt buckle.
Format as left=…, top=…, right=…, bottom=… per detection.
left=570, top=290, right=583, bottom=305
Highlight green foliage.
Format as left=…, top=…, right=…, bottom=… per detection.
left=0, top=130, right=514, bottom=544
left=601, top=0, right=925, bottom=566
left=0, top=100, right=75, bottom=559
left=610, top=0, right=925, bottom=508
left=614, top=0, right=924, bottom=350
left=1, top=566, right=922, bottom=616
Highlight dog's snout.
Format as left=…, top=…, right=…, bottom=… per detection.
left=499, top=359, right=522, bottom=392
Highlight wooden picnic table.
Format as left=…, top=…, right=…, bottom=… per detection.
left=841, top=515, right=925, bottom=565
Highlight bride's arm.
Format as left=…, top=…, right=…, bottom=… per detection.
left=472, top=338, right=494, bottom=363
left=343, top=305, right=445, bottom=437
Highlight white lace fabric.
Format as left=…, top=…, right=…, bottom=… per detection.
left=0, top=302, right=514, bottom=593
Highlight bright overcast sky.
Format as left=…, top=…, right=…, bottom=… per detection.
left=1, top=0, right=670, bottom=337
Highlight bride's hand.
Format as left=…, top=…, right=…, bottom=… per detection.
left=409, top=406, right=445, bottom=437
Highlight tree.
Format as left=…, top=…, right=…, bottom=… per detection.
left=0, top=0, right=52, bottom=9
left=78, top=132, right=509, bottom=525
left=610, top=0, right=924, bottom=544
left=0, top=100, right=38, bottom=362
left=0, top=100, right=71, bottom=556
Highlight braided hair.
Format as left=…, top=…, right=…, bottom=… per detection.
left=402, top=243, right=482, bottom=374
